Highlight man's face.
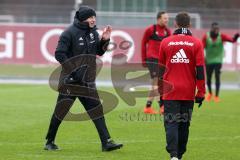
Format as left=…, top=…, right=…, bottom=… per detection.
left=211, top=25, right=220, bottom=34
left=84, top=16, right=96, bottom=28
left=157, top=13, right=169, bottom=27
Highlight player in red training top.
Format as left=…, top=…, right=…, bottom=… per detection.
left=158, top=12, right=206, bottom=160
left=141, top=11, right=171, bottom=114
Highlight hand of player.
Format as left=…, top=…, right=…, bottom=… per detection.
left=195, top=97, right=204, bottom=108
left=233, top=33, right=240, bottom=41
left=102, top=25, right=112, bottom=40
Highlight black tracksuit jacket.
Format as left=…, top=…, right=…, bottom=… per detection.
left=55, top=18, right=109, bottom=83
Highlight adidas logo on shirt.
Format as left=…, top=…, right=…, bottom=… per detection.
left=171, top=49, right=190, bottom=63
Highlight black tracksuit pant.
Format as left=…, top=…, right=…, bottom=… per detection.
left=45, top=83, right=111, bottom=146
left=206, top=63, right=222, bottom=96
left=163, top=100, right=194, bottom=159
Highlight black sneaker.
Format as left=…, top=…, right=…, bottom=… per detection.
left=44, top=142, right=59, bottom=151
left=102, top=140, right=123, bottom=152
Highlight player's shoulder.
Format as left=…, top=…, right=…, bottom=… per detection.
left=219, top=32, right=228, bottom=38
left=145, top=24, right=155, bottom=32
left=179, top=34, right=202, bottom=43
left=191, top=36, right=202, bottom=46
left=202, top=33, right=208, bottom=39
left=182, top=35, right=202, bottom=48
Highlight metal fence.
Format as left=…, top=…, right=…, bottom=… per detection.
left=95, top=11, right=201, bottom=29
left=0, top=3, right=240, bottom=29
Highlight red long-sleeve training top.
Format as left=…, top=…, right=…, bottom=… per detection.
left=159, top=31, right=206, bottom=100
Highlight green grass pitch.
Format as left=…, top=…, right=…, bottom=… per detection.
left=0, top=84, right=239, bottom=160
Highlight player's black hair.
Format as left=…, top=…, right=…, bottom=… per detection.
left=211, top=22, right=219, bottom=27
left=157, top=11, right=166, bottom=19
left=175, top=12, right=190, bottom=28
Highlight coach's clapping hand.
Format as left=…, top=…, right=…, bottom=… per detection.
left=102, top=25, right=112, bottom=40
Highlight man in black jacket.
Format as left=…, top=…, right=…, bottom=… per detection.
left=44, top=6, right=123, bottom=152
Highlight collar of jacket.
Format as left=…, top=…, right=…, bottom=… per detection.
left=173, top=28, right=192, bottom=36
left=73, top=18, right=97, bottom=31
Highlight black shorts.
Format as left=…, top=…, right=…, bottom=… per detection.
left=146, top=58, right=159, bottom=79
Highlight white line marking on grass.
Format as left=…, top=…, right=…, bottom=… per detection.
left=0, top=78, right=239, bottom=90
